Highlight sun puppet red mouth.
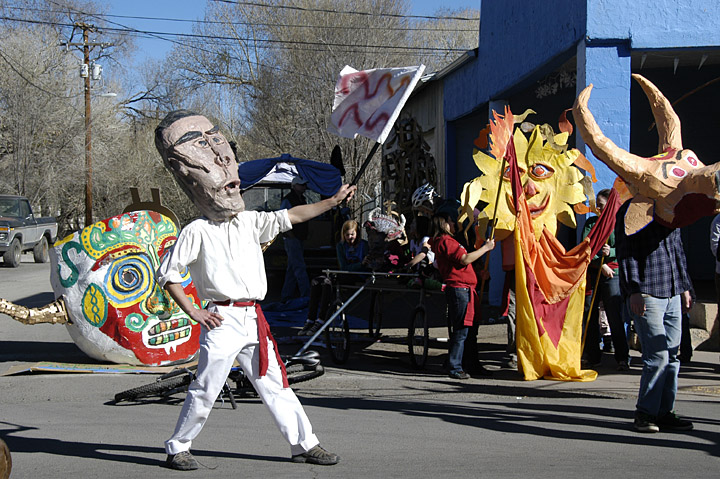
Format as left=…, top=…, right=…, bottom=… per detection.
left=528, top=194, right=550, bottom=218
left=506, top=192, right=550, bottom=218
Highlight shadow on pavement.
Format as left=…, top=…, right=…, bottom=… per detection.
left=0, top=341, right=88, bottom=364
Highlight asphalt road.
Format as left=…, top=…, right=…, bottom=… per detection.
left=1, top=255, right=720, bottom=478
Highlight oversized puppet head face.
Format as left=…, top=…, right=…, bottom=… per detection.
left=49, top=211, right=201, bottom=366
left=155, top=111, right=244, bottom=222
left=362, top=208, right=407, bottom=271
left=461, top=108, right=591, bottom=240
left=573, top=74, right=720, bottom=234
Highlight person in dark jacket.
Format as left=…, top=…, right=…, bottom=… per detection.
left=280, top=176, right=311, bottom=301
left=616, top=200, right=694, bottom=433
left=582, top=189, right=629, bottom=371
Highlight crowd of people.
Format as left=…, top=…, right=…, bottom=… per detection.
left=287, top=178, right=704, bottom=436
left=149, top=110, right=705, bottom=471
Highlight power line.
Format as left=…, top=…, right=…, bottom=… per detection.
left=16, top=5, right=327, bottom=82
left=119, top=30, right=460, bottom=56
left=0, top=46, right=69, bottom=98
left=0, top=15, right=470, bottom=53
left=210, top=0, right=480, bottom=21
left=1, top=7, right=466, bottom=85
left=2, top=4, right=478, bottom=32
left=98, top=26, right=468, bottom=53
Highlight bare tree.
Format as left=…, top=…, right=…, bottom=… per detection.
left=0, top=1, right=170, bottom=234
left=0, top=0, right=480, bottom=233
left=0, top=27, right=84, bottom=216
left=406, top=7, right=479, bottom=73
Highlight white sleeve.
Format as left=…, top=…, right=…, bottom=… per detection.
left=157, top=224, right=201, bottom=287
left=254, top=209, right=293, bottom=243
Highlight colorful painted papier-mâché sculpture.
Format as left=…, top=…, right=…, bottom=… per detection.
left=0, top=210, right=202, bottom=366
left=573, top=73, right=720, bottom=235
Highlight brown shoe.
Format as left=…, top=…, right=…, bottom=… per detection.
left=166, top=451, right=199, bottom=470
left=291, top=445, right=339, bottom=465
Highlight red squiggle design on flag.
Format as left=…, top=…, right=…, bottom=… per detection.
left=339, top=103, right=363, bottom=128
left=337, top=72, right=412, bottom=130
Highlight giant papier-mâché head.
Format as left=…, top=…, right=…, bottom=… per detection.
left=460, top=108, right=594, bottom=241
left=573, top=74, right=720, bottom=234
left=49, top=210, right=202, bottom=365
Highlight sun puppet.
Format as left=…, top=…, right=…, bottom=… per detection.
left=460, top=108, right=595, bottom=241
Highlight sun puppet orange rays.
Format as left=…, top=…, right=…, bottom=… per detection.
left=460, top=108, right=595, bottom=241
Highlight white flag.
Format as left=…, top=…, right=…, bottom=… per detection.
left=328, top=64, right=426, bottom=144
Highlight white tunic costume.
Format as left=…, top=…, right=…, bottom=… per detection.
left=158, top=210, right=319, bottom=456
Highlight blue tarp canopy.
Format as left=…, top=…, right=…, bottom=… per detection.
left=238, top=154, right=342, bottom=197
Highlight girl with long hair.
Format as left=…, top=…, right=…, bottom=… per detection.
left=429, top=212, right=495, bottom=379
left=299, top=219, right=369, bottom=336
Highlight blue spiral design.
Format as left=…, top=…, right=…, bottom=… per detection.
left=104, top=255, right=153, bottom=307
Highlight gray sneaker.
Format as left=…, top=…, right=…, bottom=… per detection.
left=166, top=451, right=199, bottom=470
left=633, top=411, right=659, bottom=433
left=291, top=445, right=339, bottom=465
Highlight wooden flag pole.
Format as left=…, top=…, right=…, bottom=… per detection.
left=581, top=255, right=606, bottom=355
left=487, top=157, right=508, bottom=242
left=350, top=142, right=381, bottom=186
left=478, top=156, right=507, bottom=304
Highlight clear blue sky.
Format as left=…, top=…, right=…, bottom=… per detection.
left=106, top=0, right=480, bottom=64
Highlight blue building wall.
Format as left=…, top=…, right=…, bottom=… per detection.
left=440, top=0, right=720, bottom=301
left=575, top=42, right=632, bottom=190
left=444, top=0, right=586, bottom=123
left=444, top=0, right=720, bottom=192
left=587, top=0, right=720, bottom=47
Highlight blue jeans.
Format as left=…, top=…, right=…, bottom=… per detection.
left=446, top=287, right=478, bottom=373
left=629, top=294, right=682, bottom=417
left=281, top=237, right=310, bottom=300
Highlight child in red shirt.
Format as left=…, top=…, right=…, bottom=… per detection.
left=429, top=211, right=495, bottom=379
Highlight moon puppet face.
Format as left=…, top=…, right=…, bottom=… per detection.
left=50, top=211, right=201, bottom=366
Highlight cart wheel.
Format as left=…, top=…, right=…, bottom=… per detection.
left=368, top=290, right=383, bottom=337
left=408, top=306, right=429, bottom=369
left=325, top=299, right=350, bottom=364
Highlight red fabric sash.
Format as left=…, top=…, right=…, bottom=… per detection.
left=213, top=300, right=289, bottom=388
left=449, top=283, right=480, bottom=327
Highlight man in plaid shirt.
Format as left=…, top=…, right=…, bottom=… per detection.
left=616, top=200, right=694, bottom=433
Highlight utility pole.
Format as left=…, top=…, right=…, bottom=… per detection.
left=62, top=23, right=106, bottom=227
left=82, top=23, right=94, bottom=228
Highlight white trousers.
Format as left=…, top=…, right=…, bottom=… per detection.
left=165, top=304, right=320, bottom=455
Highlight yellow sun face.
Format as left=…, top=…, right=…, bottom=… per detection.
left=465, top=122, right=587, bottom=240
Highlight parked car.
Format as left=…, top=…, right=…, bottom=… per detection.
left=0, top=195, right=58, bottom=267
left=238, top=155, right=345, bottom=280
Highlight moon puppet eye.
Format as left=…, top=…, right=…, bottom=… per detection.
left=670, top=166, right=687, bottom=179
